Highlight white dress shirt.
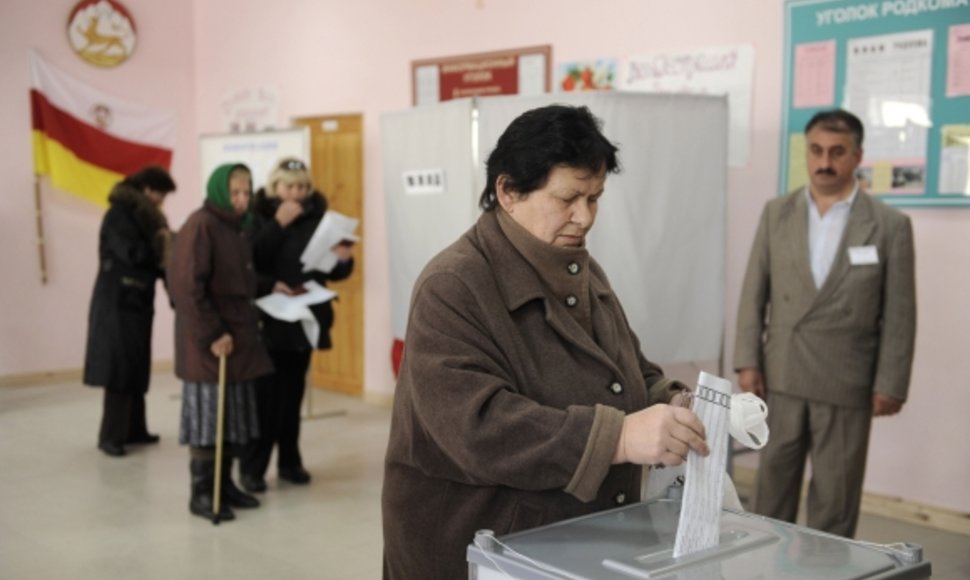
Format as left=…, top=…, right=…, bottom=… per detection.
left=807, top=183, right=858, bottom=289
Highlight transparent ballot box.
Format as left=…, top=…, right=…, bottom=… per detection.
left=467, top=499, right=930, bottom=579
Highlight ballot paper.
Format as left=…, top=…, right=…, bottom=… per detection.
left=672, top=371, right=733, bottom=558
left=300, top=211, right=359, bottom=273
left=254, top=280, right=336, bottom=346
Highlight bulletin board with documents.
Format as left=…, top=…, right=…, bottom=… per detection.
left=781, top=0, right=970, bottom=206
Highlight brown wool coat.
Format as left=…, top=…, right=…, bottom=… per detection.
left=382, top=210, right=682, bottom=580
left=168, top=202, right=273, bottom=384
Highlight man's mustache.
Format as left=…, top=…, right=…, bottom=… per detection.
left=815, top=168, right=837, bottom=176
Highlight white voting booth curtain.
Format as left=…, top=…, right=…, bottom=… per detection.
left=381, top=99, right=479, bottom=339
left=382, top=92, right=727, bottom=364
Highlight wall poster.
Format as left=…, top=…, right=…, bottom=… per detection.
left=411, top=46, right=551, bottom=106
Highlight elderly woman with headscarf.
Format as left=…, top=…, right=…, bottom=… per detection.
left=168, top=163, right=273, bottom=523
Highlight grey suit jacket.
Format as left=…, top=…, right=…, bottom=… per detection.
left=734, top=189, right=916, bottom=408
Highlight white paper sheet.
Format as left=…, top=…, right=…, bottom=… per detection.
left=254, top=281, right=336, bottom=346
left=673, top=371, right=733, bottom=558
left=300, top=211, right=359, bottom=274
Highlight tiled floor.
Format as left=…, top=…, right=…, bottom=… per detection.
left=1, top=372, right=967, bottom=579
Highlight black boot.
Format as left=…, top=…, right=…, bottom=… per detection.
left=221, top=456, right=260, bottom=509
left=189, top=458, right=235, bottom=522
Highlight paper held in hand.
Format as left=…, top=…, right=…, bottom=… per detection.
left=300, top=211, right=359, bottom=273
left=254, top=281, right=336, bottom=346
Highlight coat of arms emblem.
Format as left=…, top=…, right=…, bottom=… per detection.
left=66, top=0, right=137, bottom=68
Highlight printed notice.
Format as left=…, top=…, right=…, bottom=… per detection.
left=787, top=133, right=808, bottom=193
left=415, top=65, right=440, bottom=106
left=844, top=30, right=933, bottom=195
left=939, top=125, right=970, bottom=195
left=793, top=41, right=836, bottom=108
left=947, top=24, right=970, bottom=98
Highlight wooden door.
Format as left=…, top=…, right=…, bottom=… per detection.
left=293, top=114, right=364, bottom=397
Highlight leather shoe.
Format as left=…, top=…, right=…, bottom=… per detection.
left=279, top=467, right=311, bottom=485
left=224, top=478, right=261, bottom=508
left=240, top=474, right=267, bottom=493
left=127, top=432, right=160, bottom=445
left=98, top=441, right=126, bottom=457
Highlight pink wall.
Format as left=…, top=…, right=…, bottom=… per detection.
left=0, top=0, right=198, bottom=375
left=2, top=0, right=966, bottom=513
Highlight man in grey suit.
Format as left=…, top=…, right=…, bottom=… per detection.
left=734, top=109, right=916, bottom=538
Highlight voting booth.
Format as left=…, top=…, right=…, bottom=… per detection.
left=467, top=499, right=931, bottom=579
left=382, top=92, right=729, bottom=366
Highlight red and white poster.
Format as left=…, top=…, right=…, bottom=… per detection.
left=412, top=46, right=550, bottom=105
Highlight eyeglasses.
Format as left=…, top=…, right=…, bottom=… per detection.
left=281, top=160, right=307, bottom=171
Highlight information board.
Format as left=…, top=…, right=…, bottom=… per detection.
left=782, top=0, right=970, bottom=206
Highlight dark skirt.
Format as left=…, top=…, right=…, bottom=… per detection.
left=179, top=381, right=260, bottom=446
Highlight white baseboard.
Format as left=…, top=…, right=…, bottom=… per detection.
left=732, top=465, right=970, bottom=537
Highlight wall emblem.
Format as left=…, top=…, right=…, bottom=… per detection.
left=67, top=0, right=137, bottom=68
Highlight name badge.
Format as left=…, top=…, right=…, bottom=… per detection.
left=848, top=245, right=879, bottom=265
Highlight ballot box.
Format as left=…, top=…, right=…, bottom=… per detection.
left=467, top=499, right=930, bottom=579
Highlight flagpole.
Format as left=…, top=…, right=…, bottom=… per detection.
left=33, top=174, right=48, bottom=285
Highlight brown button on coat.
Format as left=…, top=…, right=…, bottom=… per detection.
left=382, top=210, right=682, bottom=579
left=168, top=202, right=273, bottom=384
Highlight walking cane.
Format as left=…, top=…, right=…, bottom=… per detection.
left=212, top=353, right=227, bottom=525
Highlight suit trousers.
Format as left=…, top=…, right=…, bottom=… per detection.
left=99, top=389, right=148, bottom=444
left=240, top=349, right=312, bottom=477
left=754, top=392, right=872, bottom=538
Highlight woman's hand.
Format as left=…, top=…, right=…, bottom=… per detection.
left=272, top=281, right=296, bottom=295
left=210, top=333, right=234, bottom=357
left=275, top=200, right=303, bottom=227
left=333, top=240, right=355, bottom=262
left=612, top=404, right=709, bottom=466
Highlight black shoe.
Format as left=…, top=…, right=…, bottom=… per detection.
left=189, top=497, right=236, bottom=522
left=240, top=474, right=267, bottom=493
left=127, top=432, right=160, bottom=445
left=223, top=478, right=260, bottom=508
left=279, top=466, right=311, bottom=485
left=98, top=441, right=126, bottom=457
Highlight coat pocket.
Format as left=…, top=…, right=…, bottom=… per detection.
left=118, top=276, right=152, bottom=311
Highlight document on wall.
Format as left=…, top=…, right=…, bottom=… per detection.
left=843, top=30, right=933, bottom=195
left=300, top=211, right=359, bottom=274
left=939, top=125, right=970, bottom=195
left=254, top=281, right=336, bottom=346
left=672, top=372, right=733, bottom=559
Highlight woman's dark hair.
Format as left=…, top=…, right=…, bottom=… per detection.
left=805, top=109, right=864, bottom=149
left=479, top=105, right=620, bottom=211
left=124, top=165, right=176, bottom=194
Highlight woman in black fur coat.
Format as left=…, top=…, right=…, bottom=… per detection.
left=83, top=166, right=176, bottom=457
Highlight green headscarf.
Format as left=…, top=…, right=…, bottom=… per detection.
left=206, top=163, right=253, bottom=225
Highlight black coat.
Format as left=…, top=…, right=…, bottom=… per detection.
left=83, top=183, right=170, bottom=393
left=252, top=190, right=354, bottom=351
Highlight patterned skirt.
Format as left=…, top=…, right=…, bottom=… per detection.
left=179, top=381, right=260, bottom=447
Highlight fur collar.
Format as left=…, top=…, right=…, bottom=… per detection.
left=108, top=182, right=169, bottom=237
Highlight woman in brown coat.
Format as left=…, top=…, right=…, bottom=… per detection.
left=168, top=163, right=273, bottom=522
left=382, top=105, right=710, bottom=579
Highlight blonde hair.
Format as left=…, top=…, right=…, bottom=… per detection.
left=265, top=157, right=311, bottom=197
